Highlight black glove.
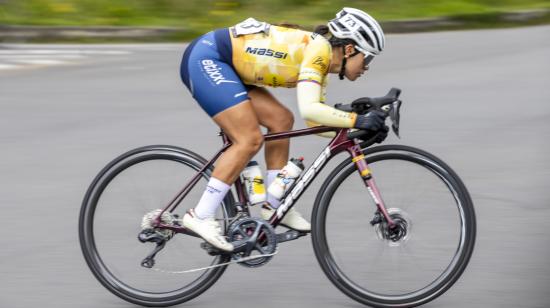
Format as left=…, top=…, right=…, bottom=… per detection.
left=354, top=110, right=386, bottom=131
left=375, top=125, right=389, bottom=143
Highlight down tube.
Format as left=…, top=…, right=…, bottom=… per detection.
left=268, top=147, right=332, bottom=226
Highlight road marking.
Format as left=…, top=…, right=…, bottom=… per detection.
left=0, top=50, right=129, bottom=55
left=0, top=47, right=131, bottom=72
left=13, top=59, right=66, bottom=65
left=0, top=63, right=19, bottom=70
left=0, top=55, right=85, bottom=59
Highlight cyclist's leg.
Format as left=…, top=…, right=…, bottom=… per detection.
left=248, top=88, right=310, bottom=231
left=248, top=87, right=291, bottom=200
left=181, top=31, right=264, bottom=186
left=180, top=31, right=264, bottom=250
left=211, top=101, right=264, bottom=184
left=248, top=87, right=294, bottom=170
left=183, top=99, right=262, bottom=251
left=184, top=101, right=263, bottom=251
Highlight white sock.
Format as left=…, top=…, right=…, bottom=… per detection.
left=193, top=177, right=231, bottom=219
left=266, top=170, right=281, bottom=209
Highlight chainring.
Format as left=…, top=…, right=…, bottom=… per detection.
left=228, top=217, right=277, bottom=267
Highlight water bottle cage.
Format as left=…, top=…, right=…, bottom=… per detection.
left=281, top=176, right=298, bottom=192
left=277, top=175, right=298, bottom=186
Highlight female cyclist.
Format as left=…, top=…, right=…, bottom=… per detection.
left=179, top=7, right=387, bottom=251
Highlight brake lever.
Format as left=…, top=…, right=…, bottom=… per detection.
left=379, top=101, right=401, bottom=138
left=389, top=100, right=401, bottom=138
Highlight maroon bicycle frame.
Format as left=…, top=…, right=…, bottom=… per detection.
left=154, top=125, right=395, bottom=233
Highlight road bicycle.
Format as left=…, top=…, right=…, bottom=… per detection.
left=79, top=88, right=476, bottom=307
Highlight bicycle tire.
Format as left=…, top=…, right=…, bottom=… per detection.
left=311, top=144, right=476, bottom=308
left=79, top=145, right=236, bottom=307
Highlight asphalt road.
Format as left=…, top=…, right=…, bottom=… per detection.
left=1, top=25, right=549, bottom=308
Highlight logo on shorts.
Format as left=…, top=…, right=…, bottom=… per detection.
left=201, top=60, right=238, bottom=85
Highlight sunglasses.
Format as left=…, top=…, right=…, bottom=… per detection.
left=351, top=46, right=375, bottom=70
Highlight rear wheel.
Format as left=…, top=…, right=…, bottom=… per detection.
left=312, top=145, right=476, bottom=307
left=79, top=145, right=236, bottom=307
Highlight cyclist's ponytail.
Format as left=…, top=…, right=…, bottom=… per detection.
left=276, top=23, right=304, bottom=30
left=314, top=24, right=354, bottom=47
left=313, top=25, right=331, bottom=36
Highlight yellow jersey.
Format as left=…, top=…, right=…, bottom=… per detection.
left=224, top=18, right=356, bottom=130
left=229, top=25, right=332, bottom=91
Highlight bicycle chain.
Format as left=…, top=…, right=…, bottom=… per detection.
left=150, top=250, right=278, bottom=274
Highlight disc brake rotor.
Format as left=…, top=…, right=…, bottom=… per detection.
left=374, top=208, right=412, bottom=246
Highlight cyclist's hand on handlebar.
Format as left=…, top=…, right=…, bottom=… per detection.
left=375, top=125, right=389, bottom=143
left=354, top=110, right=386, bottom=131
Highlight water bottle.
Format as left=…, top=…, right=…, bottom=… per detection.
left=267, top=157, right=305, bottom=200
left=241, top=161, right=266, bottom=205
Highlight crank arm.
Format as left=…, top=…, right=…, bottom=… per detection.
left=203, top=228, right=306, bottom=255
left=200, top=239, right=249, bottom=256
left=276, top=230, right=308, bottom=243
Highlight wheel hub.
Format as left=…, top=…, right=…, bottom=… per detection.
left=373, top=208, right=412, bottom=246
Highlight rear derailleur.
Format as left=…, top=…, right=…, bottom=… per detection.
left=137, top=209, right=179, bottom=268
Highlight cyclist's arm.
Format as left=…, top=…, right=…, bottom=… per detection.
left=297, top=81, right=356, bottom=128
left=296, top=37, right=357, bottom=128
left=299, top=77, right=333, bottom=137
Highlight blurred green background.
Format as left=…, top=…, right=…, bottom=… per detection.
left=1, top=0, right=549, bottom=39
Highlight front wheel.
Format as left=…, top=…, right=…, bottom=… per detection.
left=79, top=145, right=236, bottom=307
left=312, top=145, right=476, bottom=307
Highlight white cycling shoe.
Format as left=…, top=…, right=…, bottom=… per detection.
left=182, top=209, right=234, bottom=252
left=261, top=203, right=311, bottom=232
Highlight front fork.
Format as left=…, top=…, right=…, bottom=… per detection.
left=348, top=145, right=395, bottom=228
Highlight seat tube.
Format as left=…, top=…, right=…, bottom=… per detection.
left=347, top=145, right=395, bottom=227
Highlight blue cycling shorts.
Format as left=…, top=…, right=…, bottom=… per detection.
left=180, top=29, right=254, bottom=117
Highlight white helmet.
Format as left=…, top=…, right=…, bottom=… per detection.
left=328, top=7, right=385, bottom=55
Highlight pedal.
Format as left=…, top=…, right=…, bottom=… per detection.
left=276, top=230, right=308, bottom=243
left=200, top=242, right=223, bottom=256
